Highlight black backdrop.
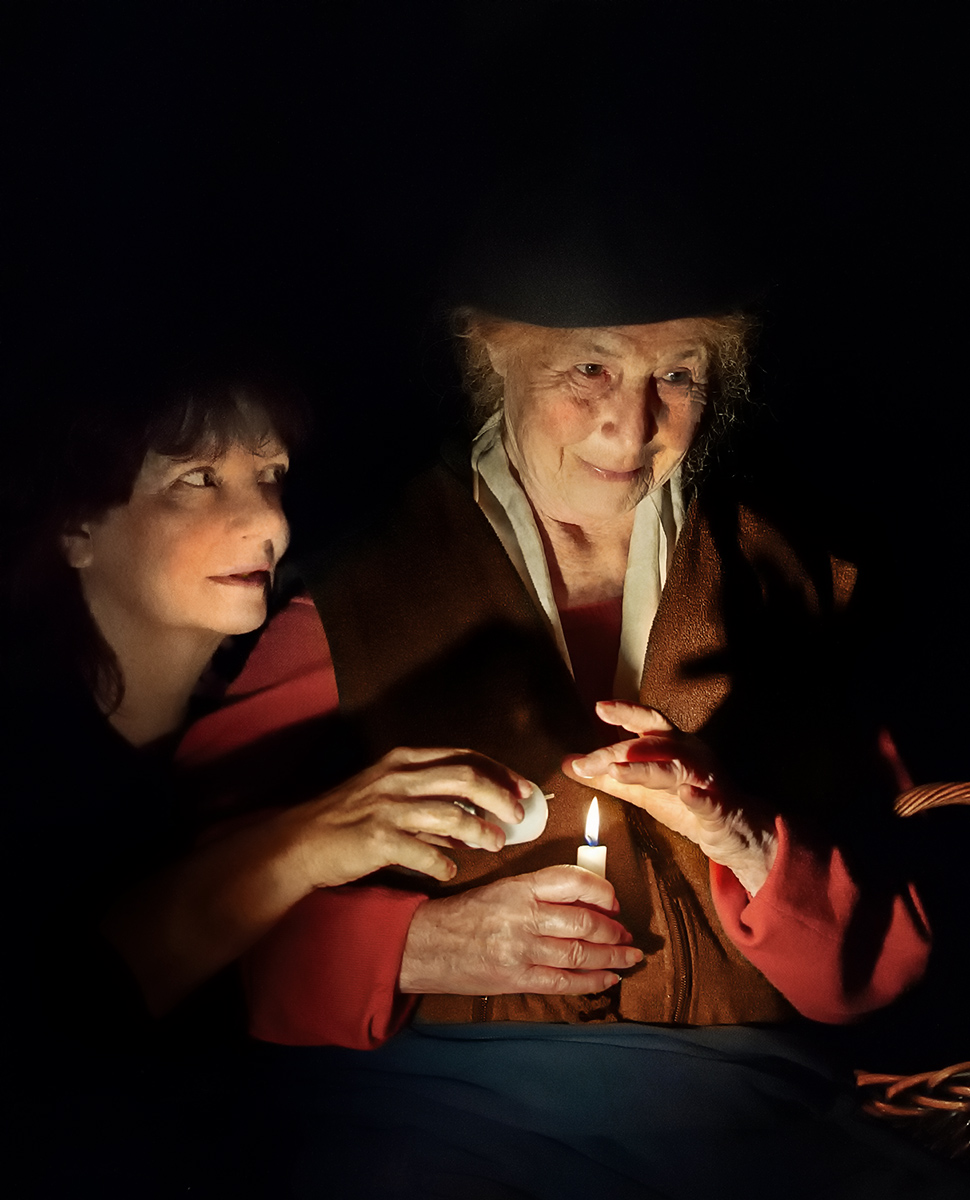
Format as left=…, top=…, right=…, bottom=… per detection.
left=4, top=0, right=966, bottom=777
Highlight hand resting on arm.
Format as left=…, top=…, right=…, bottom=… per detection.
left=565, top=700, right=777, bottom=895
left=399, top=865, right=642, bottom=995
left=103, top=747, right=529, bottom=1015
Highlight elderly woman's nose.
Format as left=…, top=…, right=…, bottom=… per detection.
left=600, top=382, right=658, bottom=447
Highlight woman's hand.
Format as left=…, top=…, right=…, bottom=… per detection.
left=105, top=746, right=530, bottom=1015
left=289, top=747, right=530, bottom=888
left=564, top=701, right=777, bottom=895
left=398, top=865, right=642, bottom=994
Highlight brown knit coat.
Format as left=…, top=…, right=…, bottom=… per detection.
left=305, top=461, right=900, bottom=1028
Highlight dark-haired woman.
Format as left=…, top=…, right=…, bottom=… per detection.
left=1, top=373, right=527, bottom=1196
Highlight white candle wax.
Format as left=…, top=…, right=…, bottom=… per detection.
left=576, top=797, right=607, bottom=878
left=454, top=783, right=548, bottom=846
left=576, top=842, right=607, bottom=877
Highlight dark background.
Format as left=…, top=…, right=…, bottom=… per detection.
left=4, top=0, right=966, bottom=777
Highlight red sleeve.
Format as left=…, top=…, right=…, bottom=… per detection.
left=710, top=817, right=931, bottom=1024
left=177, top=593, right=424, bottom=1049
left=244, top=886, right=426, bottom=1048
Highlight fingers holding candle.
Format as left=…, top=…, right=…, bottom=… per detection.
left=398, top=866, right=640, bottom=995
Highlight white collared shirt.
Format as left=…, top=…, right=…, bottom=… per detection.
left=470, top=413, right=684, bottom=701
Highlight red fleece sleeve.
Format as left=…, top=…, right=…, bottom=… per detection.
left=245, top=885, right=426, bottom=1048
left=710, top=818, right=931, bottom=1024
left=178, top=594, right=424, bottom=1048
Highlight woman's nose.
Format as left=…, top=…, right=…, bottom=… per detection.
left=600, top=381, right=658, bottom=449
left=233, top=483, right=289, bottom=556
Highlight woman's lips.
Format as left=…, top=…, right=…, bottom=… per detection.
left=577, top=458, right=643, bottom=483
left=208, top=569, right=271, bottom=587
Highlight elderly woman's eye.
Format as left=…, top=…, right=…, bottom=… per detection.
left=576, top=363, right=607, bottom=378
left=660, top=369, right=694, bottom=387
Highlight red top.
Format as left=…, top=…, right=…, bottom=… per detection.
left=559, top=597, right=624, bottom=715
left=179, top=594, right=931, bottom=1048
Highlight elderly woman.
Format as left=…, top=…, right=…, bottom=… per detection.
left=180, top=193, right=964, bottom=1195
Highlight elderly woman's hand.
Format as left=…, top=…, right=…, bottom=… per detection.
left=106, top=747, right=528, bottom=1017
left=564, top=702, right=778, bottom=895
left=290, top=747, right=529, bottom=888
left=398, top=865, right=642, bottom=994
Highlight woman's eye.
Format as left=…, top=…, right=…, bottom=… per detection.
left=178, top=468, right=217, bottom=488
left=659, top=369, right=694, bottom=387
left=576, top=363, right=607, bottom=379
left=259, top=464, right=288, bottom=485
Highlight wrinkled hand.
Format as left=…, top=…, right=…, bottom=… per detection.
left=565, top=701, right=777, bottom=895
left=399, top=865, right=642, bottom=994
left=292, top=747, right=529, bottom=888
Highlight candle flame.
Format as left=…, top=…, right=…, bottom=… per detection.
left=584, top=797, right=600, bottom=846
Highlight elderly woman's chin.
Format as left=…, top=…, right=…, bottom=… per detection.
left=566, top=455, right=679, bottom=521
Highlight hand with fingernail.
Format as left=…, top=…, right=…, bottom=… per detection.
left=399, top=866, right=641, bottom=996
left=563, top=700, right=778, bottom=895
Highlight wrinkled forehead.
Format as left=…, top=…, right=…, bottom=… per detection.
left=498, top=318, right=715, bottom=365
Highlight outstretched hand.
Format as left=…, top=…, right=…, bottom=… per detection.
left=564, top=701, right=777, bottom=894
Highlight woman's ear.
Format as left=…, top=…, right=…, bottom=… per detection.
left=60, top=525, right=94, bottom=569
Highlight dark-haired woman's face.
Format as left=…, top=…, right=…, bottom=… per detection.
left=63, top=439, right=290, bottom=645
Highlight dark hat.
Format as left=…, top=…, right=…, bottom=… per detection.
left=444, top=162, right=772, bottom=328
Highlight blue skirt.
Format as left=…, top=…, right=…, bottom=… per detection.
left=252, top=1023, right=967, bottom=1199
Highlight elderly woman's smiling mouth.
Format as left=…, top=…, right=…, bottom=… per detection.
left=576, top=458, right=645, bottom=483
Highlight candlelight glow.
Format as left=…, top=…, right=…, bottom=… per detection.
left=584, top=797, right=600, bottom=846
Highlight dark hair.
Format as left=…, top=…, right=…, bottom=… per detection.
left=4, top=364, right=310, bottom=712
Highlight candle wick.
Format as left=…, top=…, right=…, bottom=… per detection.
left=585, top=836, right=597, bottom=847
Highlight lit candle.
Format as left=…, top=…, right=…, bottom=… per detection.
left=576, top=797, right=607, bottom=877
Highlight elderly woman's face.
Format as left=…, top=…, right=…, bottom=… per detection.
left=489, top=319, right=710, bottom=525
